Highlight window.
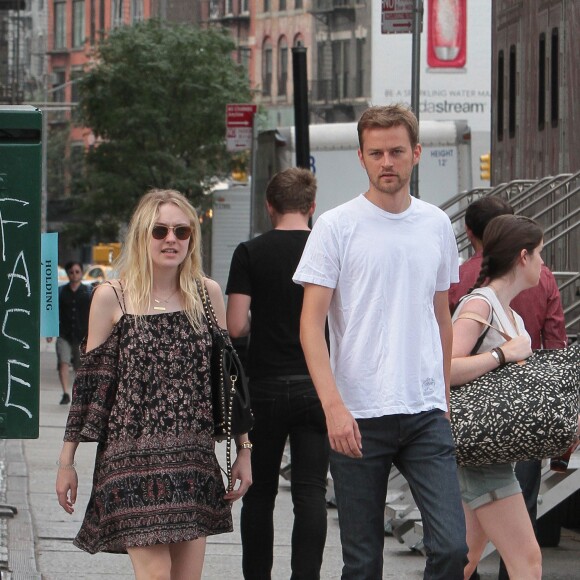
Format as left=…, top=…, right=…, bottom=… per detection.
left=316, top=43, right=329, bottom=100
left=241, top=0, right=249, bottom=13
left=70, top=69, right=83, bottom=104
left=111, top=0, right=124, bottom=28
left=264, top=0, right=270, bottom=12
left=332, top=40, right=350, bottom=100
left=99, top=0, right=105, bottom=36
left=240, top=47, right=251, bottom=73
left=278, top=38, right=288, bottom=96
left=72, top=0, right=85, bottom=48
left=54, top=0, right=66, bottom=49
left=262, top=40, right=273, bottom=96
left=35, top=34, right=45, bottom=76
left=356, top=38, right=365, bottom=98
left=497, top=50, right=504, bottom=142
left=508, top=45, right=516, bottom=139
left=295, top=0, right=302, bottom=8
left=209, top=0, right=220, bottom=19
left=52, top=70, right=66, bottom=103
left=70, top=143, right=85, bottom=195
left=550, top=27, right=559, bottom=127
left=225, top=0, right=233, bottom=15
left=538, top=33, right=545, bottom=131
left=279, top=0, right=286, bottom=10
left=130, top=0, right=143, bottom=22
left=90, top=0, right=95, bottom=44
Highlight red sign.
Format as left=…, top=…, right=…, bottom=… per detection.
left=381, top=0, right=414, bottom=34
left=427, top=0, right=467, bottom=68
left=226, top=104, right=257, bottom=151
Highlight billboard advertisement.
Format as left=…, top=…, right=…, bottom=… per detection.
left=372, top=0, right=491, bottom=188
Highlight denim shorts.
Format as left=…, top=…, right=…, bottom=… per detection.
left=458, top=463, right=521, bottom=510
left=56, top=337, right=81, bottom=370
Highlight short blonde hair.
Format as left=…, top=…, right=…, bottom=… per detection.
left=115, top=189, right=204, bottom=330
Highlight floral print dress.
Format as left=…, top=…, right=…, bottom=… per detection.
left=64, top=309, right=232, bottom=554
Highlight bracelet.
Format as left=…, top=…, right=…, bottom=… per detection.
left=56, top=460, right=77, bottom=470
left=237, top=441, right=253, bottom=452
left=494, top=346, right=506, bottom=365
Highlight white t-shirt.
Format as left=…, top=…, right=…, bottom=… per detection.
left=293, top=194, right=459, bottom=418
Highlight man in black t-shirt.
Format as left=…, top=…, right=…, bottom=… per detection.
left=226, top=168, right=329, bottom=580
left=48, top=261, right=92, bottom=404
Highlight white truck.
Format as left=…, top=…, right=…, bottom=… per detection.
left=210, top=182, right=251, bottom=293
left=250, top=119, right=472, bottom=236
left=211, top=119, right=472, bottom=289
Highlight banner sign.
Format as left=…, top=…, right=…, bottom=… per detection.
left=40, top=232, right=59, bottom=338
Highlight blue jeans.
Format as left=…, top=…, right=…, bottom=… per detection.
left=241, top=377, right=330, bottom=580
left=330, top=410, right=467, bottom=580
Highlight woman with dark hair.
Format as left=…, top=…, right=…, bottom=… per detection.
left=56, top=189, right=252, bottom=578
left=451, top=214, right=543, bottom=579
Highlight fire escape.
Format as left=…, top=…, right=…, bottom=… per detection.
left=200, top=0, right=251, bottom=68
left=0, top=0, right=26, bottom=104
left=309, top=0, right=367, bottom=123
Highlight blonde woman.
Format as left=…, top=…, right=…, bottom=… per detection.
left=451, top=214, right=543, bottom=580
left=56, top=189, right=252, bottom=579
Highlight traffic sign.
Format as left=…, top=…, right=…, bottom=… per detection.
left=381, top=0, right=414, bottom=34
left=226, top=104, right=257, bottom=152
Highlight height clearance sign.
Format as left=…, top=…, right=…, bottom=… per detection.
left=226, top=104, right=257, bottom=152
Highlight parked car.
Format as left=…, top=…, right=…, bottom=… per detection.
left=82, top=265, right=115, bottom=287
left=58, top=266, right=69, bottom=286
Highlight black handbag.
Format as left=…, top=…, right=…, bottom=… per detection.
left=450, top=343, right=580, bottom=467
left=199, top=281, right=254, bottom=488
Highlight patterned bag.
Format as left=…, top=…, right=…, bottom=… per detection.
left=450, top=343, right=580, bottom=467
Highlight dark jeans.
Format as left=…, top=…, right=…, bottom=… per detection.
left=497, top=459, right=542, bottom=580
left=330, top=410, right=468, bottom=580
left=241, top=377, right=330, bottom=580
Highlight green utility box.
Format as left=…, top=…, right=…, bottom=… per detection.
left=0, top=106, right=42, bottom=439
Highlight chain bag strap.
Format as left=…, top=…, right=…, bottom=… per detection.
left=198, top=280, right=254, bottom=490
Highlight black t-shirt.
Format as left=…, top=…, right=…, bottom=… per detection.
left=226, top=229, right=310, bottom=379
left=59, top=283, right=92, bottom=343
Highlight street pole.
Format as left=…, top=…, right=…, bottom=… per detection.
left=249, top=114, right=258, bottom=239
left=38, top=76, right=81, bottom=232
left=410, top=0, right=423, bottom=198
left=292, top=44, right=310, bottom=171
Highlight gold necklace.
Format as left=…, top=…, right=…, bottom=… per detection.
left=152, top=289, right=179, bottom=311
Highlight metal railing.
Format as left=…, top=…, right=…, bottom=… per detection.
left=442, top=170, right=580, bottom=341
left=311, top=0, right=359, bottom=12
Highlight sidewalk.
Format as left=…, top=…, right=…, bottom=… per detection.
left=0, top=345, right=579, bottom=578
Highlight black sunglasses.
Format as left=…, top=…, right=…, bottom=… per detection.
left=151, top=225, right=192, bottom=241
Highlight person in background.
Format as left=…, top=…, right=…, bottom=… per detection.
left=295, top=105, right=467, bottom=579
left=451, top=214, right=544, bottom=579
left=448, top=196, right=567, bottom=580
left=48, top=261, right=92, bottom=405
left=227, top=167, right=330, bottom=579
left=56, top=189, right=251, bottom=579
left=448, top=196, right=567, bottom=349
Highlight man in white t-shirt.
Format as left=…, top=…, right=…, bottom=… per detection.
left=293, top=105, right=467, bottom=579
